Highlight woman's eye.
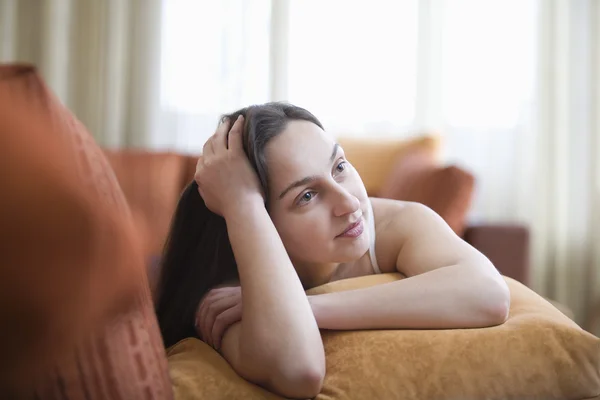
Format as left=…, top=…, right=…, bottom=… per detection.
left=298, top=191, right=315, bottom=204
left=335, top=161, right=347, bottom=173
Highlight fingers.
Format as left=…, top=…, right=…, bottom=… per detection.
left=202, top=117, right=231, bottom=157
left=213, top=117, right=231, bottom=152
left=202, top=136, right=215, bottom=158
left=196, top=115, right=244, bottom=181
left=211, top=302, right=242, bottom=351
left=197, top=288, right=239, bottom=344
left=198, top=290, right=232, bottom=340
left=227, top=115, right=245, bottom=153
left=216, top=117, right=232, bottom=138
left=202, top=295, right=237, bottom=348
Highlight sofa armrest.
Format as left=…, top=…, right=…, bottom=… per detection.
left=462, top=224, right=530, bottom=286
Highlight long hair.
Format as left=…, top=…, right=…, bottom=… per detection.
left=155, top=102, right=323, bottom=348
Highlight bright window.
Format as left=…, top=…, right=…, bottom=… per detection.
left=441, top=0, right=537, bottom=129
left=287, top=0, right=419, bottom=135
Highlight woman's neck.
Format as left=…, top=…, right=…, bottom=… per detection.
left=329, top=253, right=374, bottom=283
left=295, top=252, right=373, bottom=290
left=295, top=261, right=339, bottom=290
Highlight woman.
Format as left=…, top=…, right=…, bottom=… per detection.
left=155, top=102, right=510, bottom=399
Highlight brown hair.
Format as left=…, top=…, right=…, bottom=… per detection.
left=155, top=102, right=323, bottom=348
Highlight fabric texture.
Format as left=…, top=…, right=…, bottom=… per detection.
left=337, top=135, right=441, bottom=197
left=308, top=274, right=600, bottom=400
left=166, top=273, right=600, bottom=400
left=183, top=154, right=200, bottom=188
left=463, top=224, right=531, bottom=285
left=0, top=0, right=163, bottom=148
left=104, top=151, right=187, bottom=257
left=0, top=64, right=173, bottom=399
left=168, top=339, right=281, bottom=400
left=104, top=150, right=188, bottom=297
left=379, top=148, right=475, bottom=236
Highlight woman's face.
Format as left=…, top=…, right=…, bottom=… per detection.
left=265, top=120, right=371, bottom=271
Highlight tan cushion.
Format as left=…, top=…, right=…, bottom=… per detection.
left=338, top=135, right=441, bottom=196
left=0, top=64, right=173, bottom=399
left=168, top=339, right=281, bottom=400
left=166, top=273, right=600, bottom=400
left=380, top=156, right=475, bottom=235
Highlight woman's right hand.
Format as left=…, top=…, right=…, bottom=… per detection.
left=195, top=286, right=242, bottom=352
left=194, top=115, right=264, bottom=218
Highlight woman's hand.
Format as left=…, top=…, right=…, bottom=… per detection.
left=195, top=286, right=242, bottom=351
left=194, top=115, right=264, bottom=218
left=196, top=289, right=323, bottom=351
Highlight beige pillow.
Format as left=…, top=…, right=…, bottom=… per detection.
left=167, top=274, right=600, bottom=400
left=168, top=339, right=281, bottom=400
left=338, top=135, right=441, bottom=197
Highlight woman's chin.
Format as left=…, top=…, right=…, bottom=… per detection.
left=334, top=236, right=370, bottom=262
left=290, top=233, right=371, bottom=265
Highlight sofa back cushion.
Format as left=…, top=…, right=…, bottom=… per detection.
left=380, top=150, right=476, bottom=236
left=0, top=64, right=172, bottom=399
left=337, top=135, right=473, bottom=235
left=104, top=150, right=187, bottom=257
left=338, top=135, right=441, bottom=197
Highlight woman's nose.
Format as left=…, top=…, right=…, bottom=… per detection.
left=332, top=186, right=360, bottom=217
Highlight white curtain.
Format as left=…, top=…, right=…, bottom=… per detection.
left=0, top=0, right=162, bottom=148
left=285, top=0, right=419, bottom=136
left=155, top=0, right=272, bottom=153
left=531, top=0, right=600, bottom=331
left=2, top=0, right=597, bottom=333
left=420, top=0, right=600, bottom=332
left=156, top=0, right=421, bottom=151
left=428, top=0, right=600, bottom=331
left=157, top=0, right=600, bottom=332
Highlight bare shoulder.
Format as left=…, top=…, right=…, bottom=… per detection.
left=369, top=198, right=433, bottom=273
left=370, top=197, right=435, bottom=233
left=371, top=197, right=488, bottom=277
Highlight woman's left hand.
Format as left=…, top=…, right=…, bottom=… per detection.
left=195, top=286, right=242, bottom=351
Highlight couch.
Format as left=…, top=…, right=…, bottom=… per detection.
left=7, top=65, right=597, bottom=400
left=102, top=135, right=531, bottom=299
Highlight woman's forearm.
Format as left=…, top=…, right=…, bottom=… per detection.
left=224, top=199, right=325, bottom=391
left=310, top=264, right=510, bottom=330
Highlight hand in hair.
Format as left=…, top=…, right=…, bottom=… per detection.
left=195, top=285, right=242, bottom=351
left=159, top=105, right=326, bottom=398
left=194, top=115, right=264, bottom=218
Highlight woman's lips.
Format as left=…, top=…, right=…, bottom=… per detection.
left=337, top=219, right=364, bottom=238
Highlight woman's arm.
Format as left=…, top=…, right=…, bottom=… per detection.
left=221, top=200, right=325, bottom=398
left=309, top=202, right=510, bottom=330
left=309, top=264, right=509, bottom=330
left=194, top=116, right=324, bottom=399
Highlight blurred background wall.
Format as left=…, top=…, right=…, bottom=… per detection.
left=1, top=0, right=599, bottom=334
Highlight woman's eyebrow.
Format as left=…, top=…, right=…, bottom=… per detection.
left=278, top=143, right=340, bottom=200
left=278, top=176, right=317, bottom=200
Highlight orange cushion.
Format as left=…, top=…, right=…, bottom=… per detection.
left=104, top=150, right=187, bottom=257
left=0, top=65, right=173, bottom=398
left=166, top=274, right=600, bottom=400
left=167, top=339, right=281, bottom=400
left=338, top=135, right=441, bottom=197
left=380, top=158, right=475, bottom=235
left=183, top=154, right=200, bottom=188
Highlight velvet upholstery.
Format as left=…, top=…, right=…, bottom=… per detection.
left=166, top=274, right=600, bottom=400
left=0, top=65, right=173, bottom=399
